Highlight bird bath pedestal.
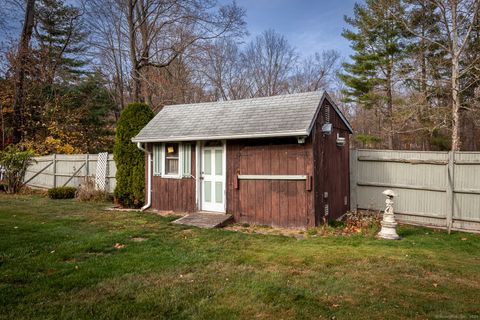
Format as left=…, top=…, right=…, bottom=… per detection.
left=377, top=190, right=401, bottom=240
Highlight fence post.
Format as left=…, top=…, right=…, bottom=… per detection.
left=85, top=154, right=89, bottom=177
left=446, top=151, right=454, bottom=233
left=350, top=149, right=358, bottom=211
left=52, top=153, right=57, bottom=188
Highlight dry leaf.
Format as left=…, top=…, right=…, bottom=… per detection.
left=332, top=304, right=340, bottom=308
left=114, top=243, right=125, bottom=249
left=461, top=238, right=467, bottom=241
left=433, top=283, right=438, bottom=288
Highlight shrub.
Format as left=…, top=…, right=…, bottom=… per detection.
left=344, top=210, right=381, bottom=232
left=113, top=102, right=154, bottom=208
left=47, top=187, right=76, bottom=199
left=0, top=145, right=36, bottom=194
left=76, top=176, right=106, bottom=202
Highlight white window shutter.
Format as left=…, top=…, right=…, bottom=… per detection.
left=182, top=143, right=192, bottom=177
left=153, top=144, right=163, bottom=175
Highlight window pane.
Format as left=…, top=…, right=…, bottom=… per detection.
left=215, top=150, right=222, bottom=175
left=165, top=159, right=178, bottom=175
left=153, top=144, right=162, bottom=175
left=183, top=144, right=191, bottom=176
left=215, top=182, right=223, bottom=203
left=165, top=143, right=179, bottom=156
left=204, top=150, right=211, bottom=175
left=164, top=143, right=179, bottom=175
left=204, top=181, right=212, bottom=202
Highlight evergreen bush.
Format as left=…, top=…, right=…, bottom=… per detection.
left=47, top=187, right=76, bottom=199
left=113, top=103, right=154, bottom=208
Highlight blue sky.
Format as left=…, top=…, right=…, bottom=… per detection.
left=234, top=0, right=360, bottom=59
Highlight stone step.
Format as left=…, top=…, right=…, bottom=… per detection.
left=172, top=212, right=233, bottom=229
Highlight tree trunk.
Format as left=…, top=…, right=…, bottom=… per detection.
left=386, top=62, right=394, bottom=150
left=451, top=53, right=461, bottom=151
left=127, top=0, right=142, bottom=102
left=12, top=0, right=36, bottom=144
left=450, top=2, right=461, bottom=151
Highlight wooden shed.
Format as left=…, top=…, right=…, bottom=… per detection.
left=132, top=91, right=353, bottom=228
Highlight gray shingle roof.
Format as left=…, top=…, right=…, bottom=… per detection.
left=132, top=91, right=351, bottom=142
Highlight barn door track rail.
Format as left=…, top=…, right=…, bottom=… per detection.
left=237, top=175, right=307, bottom=180
left=236, top=174, right=312, bottom=191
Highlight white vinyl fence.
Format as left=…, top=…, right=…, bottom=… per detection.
left=23, top=153, right=116, bottom=193
left=350, top=149, right=480, bottom=233
left=18, top=150, right=480, bottom=232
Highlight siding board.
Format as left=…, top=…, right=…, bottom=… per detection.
left=226, top=138, right=317, bottom=228
left=351, top=150, right=480, bottom=232
left=150, top=142, right=197, bottom=212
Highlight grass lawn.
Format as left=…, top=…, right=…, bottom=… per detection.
left=0, top=195, right=479, bottom=319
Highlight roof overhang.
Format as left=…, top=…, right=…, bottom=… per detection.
left=303, top=92, right=353, bottom=136
left=324, top=92, right=354, bottom=134
left=132, top=130, right=309, bottom=143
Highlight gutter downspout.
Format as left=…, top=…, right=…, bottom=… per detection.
left=137, top=142, right=152, bottom=211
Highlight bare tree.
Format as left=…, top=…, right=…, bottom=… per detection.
left=289, top=50, right=340, bottom=93
left=198, top=39, right=252, bottom=100
left=83, top=0, right=130, bottom=118
left=84, top=0, right=246, bottom=107
left=127, top=0, right=246, bottom=104
left=243, top=29, right=297, bottom=97
left=399, top=0, right=480, bottom=151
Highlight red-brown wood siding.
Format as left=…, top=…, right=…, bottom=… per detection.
left=226, top=138, right=315, bottom=228
left=311, top=102, right=350, bottom=222
left=143, top=97, right=350, bottom=227
left=148, top=142, right=197, bottom=212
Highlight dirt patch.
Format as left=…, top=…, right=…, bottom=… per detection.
left=224, top=219, right=380, bottom=239
left=225, top=224, right=307, bottom=238
left=151, top=209, right=188, bottom=217
left=130, top=237, right=147, bottom=242
left=104, top=206, right=141, bottom=212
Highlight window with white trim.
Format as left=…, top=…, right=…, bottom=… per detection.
left=152, top=142, right=192, bottom=178
left=165, top=143, right=179, bottom=175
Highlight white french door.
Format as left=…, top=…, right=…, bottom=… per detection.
left=201, top=143, right=225, bottom=212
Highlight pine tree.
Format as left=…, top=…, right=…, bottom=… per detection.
left=340, top=0, right=407, bottom=149
left=34, top=0, right=87, bottom=85
left=401, top=0, right=448, bottom=150
left=19, top=0, right=89, bottom=151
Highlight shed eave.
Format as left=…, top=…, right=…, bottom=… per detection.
left=132, top=131, right=309, bottom=143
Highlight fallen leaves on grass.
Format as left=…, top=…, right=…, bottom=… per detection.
left=114, top=243, right=125, bottom=249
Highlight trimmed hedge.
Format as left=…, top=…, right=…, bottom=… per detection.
left=47, top=187, right=77, bottom=199
left=113, top=102, right=154, bottom=208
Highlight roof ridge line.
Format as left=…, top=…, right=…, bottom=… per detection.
left=162, top=90, right=324, bottom=108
